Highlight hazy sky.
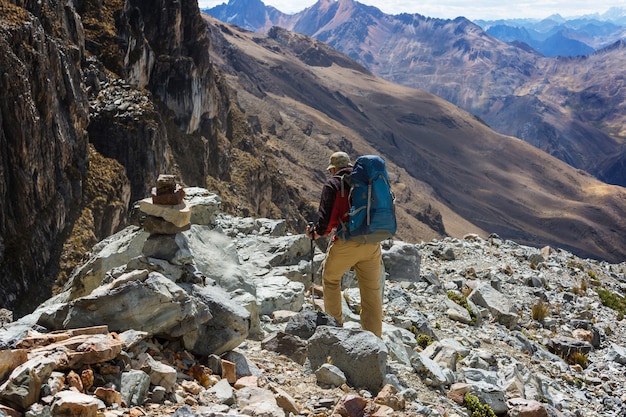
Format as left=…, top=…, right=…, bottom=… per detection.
left=197, top=0, right=624, bottom=21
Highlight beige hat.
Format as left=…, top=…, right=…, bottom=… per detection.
left=327, top=151, right=352, bottom=170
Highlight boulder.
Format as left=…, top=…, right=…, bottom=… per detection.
left=382, top=241, right=421, bottom=282
left=468, top=283, right=518, bottom=328
left=308, top=327, right=387, bottom=393
left=180, top=283, right=250, bottom=356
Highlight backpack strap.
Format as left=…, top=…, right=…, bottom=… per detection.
left=333, top=174, right=351, bottom=236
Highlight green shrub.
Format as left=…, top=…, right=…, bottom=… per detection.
left=464, top=393, right=497, bottom=417
left=416, top=334, right=434, bottom=349
left=596, top=289, right=626, bottom=319
left=447, top=291, right=478, bottom=325
left=567, top=352, right=588, bottom=368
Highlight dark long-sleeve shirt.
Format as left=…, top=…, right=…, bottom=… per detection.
left=315, top=167, right=352, bottom=236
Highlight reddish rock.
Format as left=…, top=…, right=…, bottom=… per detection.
left=0, top=350, right=28, bottom=382
left=51, top=391, right=99, bottom=417
left=374, top=384, right=405, bottom=410
left=507, top=398, right=550, bottom=417
left=221, top=359, right=237, bottom=384
left=94, top=386, right=122, bottom=406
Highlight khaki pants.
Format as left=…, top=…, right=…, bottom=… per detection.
left=321, top=238, right=383, bottom=337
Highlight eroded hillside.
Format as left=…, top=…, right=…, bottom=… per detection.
left=204, top=16, right=626, bottom=263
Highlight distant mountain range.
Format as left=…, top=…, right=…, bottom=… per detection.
left=203, top=0, right=626, bottom=188
left=476, top=9, right=626, bottom=57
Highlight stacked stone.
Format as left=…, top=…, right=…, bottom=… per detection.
left=138, top=174, right=192, bottom=262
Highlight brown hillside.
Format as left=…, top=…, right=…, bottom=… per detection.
left=205, top=16, right=626, bottom=262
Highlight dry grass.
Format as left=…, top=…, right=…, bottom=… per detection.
left=0, top=1, right=29, bottom=26
left=531, top=300, right=549, bottom=321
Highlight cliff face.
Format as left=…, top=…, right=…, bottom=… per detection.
left=0, top=1, right=90, bottom=311
left=0, top=0, right=313, bottom=314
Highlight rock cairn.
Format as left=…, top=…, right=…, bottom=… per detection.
left=138, top=174, right=192, bottom=263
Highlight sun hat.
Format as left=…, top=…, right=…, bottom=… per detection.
left=327, top=151, right=352, bottom=171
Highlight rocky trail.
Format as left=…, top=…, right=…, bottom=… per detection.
left=1, top=187, right=625, bottom=417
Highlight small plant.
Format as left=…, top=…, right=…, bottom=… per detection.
left=531, top=300, right=549, bottom=321
left=580, top=279, right=588, bottom=292
left=587, top=270, right=597, bottom=280
left=567, top=352, right=589, bottom=369
left=596, top=288, right=626, bottom=319
left=447, top=291, right=477, bottom=325
left=464, top=393, right=497, bottom=417
left=567, top=260, right=584, bottom=270
left=605, top=326, right=613, bottom=336
left=416, top=334, right=434, bottom=349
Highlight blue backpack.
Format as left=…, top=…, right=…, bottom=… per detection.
left=337, top=155, right=397, bottom=243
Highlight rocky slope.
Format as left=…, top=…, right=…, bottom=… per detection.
left=0, top=189, right=625, bottom=417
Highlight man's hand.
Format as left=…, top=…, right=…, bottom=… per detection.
left=306, top=223, right=320, bottom=239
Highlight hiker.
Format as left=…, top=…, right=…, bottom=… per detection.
left=306, top=151, right=383, bottom=337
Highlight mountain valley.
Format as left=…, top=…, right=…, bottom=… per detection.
left=206, top=0, right=626, bottom=187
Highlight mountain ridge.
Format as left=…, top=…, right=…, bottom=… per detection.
left=204, top=0, right=626, bottom=187
left=204, top=16, right=626, bottom=263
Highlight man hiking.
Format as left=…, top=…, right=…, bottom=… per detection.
left=306, top=151, right=383, bottom=337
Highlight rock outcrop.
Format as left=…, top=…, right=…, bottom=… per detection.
left=0, top=0, right=90, bottom=313
left=0, top=0, right=314, bottom=313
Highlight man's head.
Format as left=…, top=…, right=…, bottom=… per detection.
left=327, top=151, right=352, bottom=172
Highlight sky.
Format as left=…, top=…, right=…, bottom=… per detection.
left=197, top=0, right=624, bottom=21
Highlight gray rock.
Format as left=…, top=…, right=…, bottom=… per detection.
left=255, top=275, right=305, bottom=315
left=546, top=336, right=593, bottom=357
left=42, top=271, right=211, bottom=340
left=410, top=352, right=454, bottom=387
left=222, top=350, right=263, bottom=378
left=261, top=332, right=308, bottom=365
left=135, top=353, right=177, bottom=392
left=606, top=343, right=626, bottom=365
left=468, top=283, right=519, bottom=328
left=120, top=369, right=150, bottom=407
left=308, top=326, right=388, bottom=393
left=207, top=379, right=234, bottom=405
left=445, top=299, right=473, bottom=324
left=235, top=386, right=285, bottom=417
left=142, top=233, right=193, bottom=265
left=382, top=241, right=421, bottom=282
left=382, top=324, right=418, bottom=366
left=284, top=310, right=340, bottom=340
left=183, top=226, right=255, bottom=294
left=180, top=283, right=250, bottom=356
left=65, top=226, right=148, bottom=300
left=184, top=187, right=221, bottom=226
left=0, top=356, right=56, bottom=411
left=315, top=364, right=347, bottom=387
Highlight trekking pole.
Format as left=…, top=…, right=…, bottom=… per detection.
left=307, top=222, right=317, bottom=311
